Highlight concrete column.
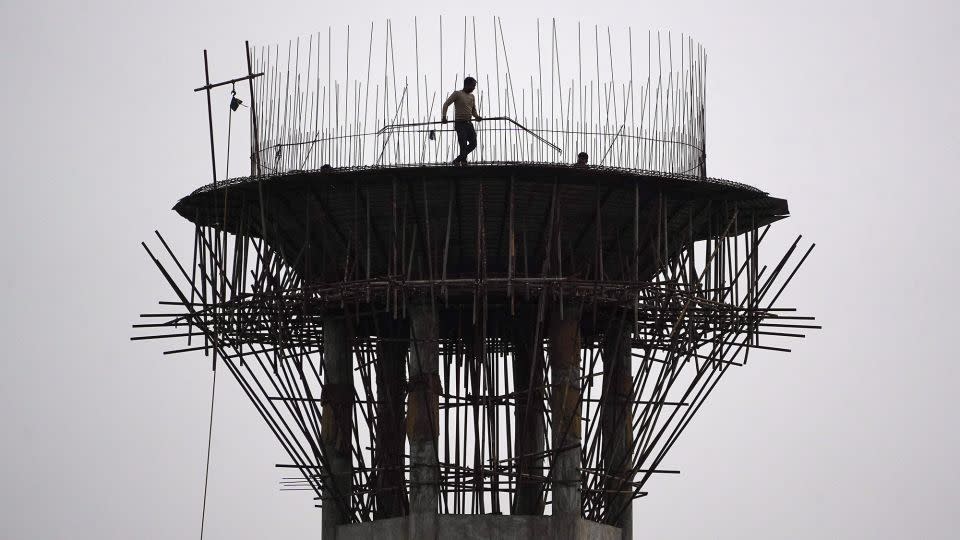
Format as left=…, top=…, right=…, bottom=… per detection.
left=510, top=310, right=546, bottom=515
left=548, top=303, right=582, bottom=537
left=321, top=314, right=354, bottom=540
left=374, top=320, right=409, bottom=519
left=601, top=321, right=634, bottom=540
left=406, top=303, right=440, bottom=539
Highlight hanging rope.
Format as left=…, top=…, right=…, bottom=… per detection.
left=201, top=85, right=238, bottom=538
left=200, top=84, right=243, bottom=540
left=199, top=366, right=217, bottom=540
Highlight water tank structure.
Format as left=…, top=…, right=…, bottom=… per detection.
left=135, top=18, right=816, bottom=540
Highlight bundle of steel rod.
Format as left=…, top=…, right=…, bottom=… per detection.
left=241, top=18, right=707, bottom=177
left=135, top=162, right=816, bottom=528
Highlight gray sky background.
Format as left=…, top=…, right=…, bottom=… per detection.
left=1, top=0, right=958, bottom=538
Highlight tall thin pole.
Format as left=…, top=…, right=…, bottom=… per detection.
left=203, top=50, right=217, bottom=185
left=245, top=41, right=262, bottom=177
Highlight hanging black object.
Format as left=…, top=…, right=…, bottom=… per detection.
left=229, top=88, right=243, bottom=111
left=428, top=129, right=436, bottom=141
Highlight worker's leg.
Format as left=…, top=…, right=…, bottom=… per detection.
left=462, top=122, right=478, bottom=161
left=454, top=121, right=470, bottom=163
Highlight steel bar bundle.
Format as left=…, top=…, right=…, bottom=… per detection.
left=245, top=18, right=707, bottom=176
left=136, top=166, right=814, bottom=529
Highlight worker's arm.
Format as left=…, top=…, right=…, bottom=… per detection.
left=472, top=103, right=482, bottom=121
left=441, top=92, right=457, bottom=122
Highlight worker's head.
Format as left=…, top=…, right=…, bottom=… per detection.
left=463, top=77, right=477, bottom=93
left=576, top=152, right=589, bottom=166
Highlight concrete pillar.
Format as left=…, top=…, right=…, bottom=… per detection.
left=601, top=320, right=634, bottom=540
left=321, top=314, right=354, bottom=540
left=407, top=303, right=440, bottom=539
left=548, top=303, right=582, bottom=538
left=374, top=320, right=409, bottom=519
left=510, top=310, right=546, bottom=515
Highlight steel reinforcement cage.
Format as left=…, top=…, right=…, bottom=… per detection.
left=246, top=18, right=706, bottom=176
left=135, top=19, right=816, bottom=537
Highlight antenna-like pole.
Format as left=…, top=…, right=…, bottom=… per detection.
left=202, top=50, right=217, bottom=186
left=245, top=41, right=262, bottom=177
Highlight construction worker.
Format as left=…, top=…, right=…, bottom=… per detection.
left=575, top=152, right=589, bottom=167
left=441, top=77, right=483, bottom=165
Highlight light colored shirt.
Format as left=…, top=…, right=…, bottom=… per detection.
left=441, top=90, right=478, bottom=121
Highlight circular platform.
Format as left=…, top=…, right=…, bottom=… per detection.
left=173, top=162, right=788, bottom=286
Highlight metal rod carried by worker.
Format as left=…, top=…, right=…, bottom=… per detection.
left=441, top=76, right=483, bottom=165
left=377, top=117, right=562, bottom=154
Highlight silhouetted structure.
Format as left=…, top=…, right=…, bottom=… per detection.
left=136, top=19, right=816, bottom=540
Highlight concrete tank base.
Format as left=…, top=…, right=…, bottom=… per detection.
left=337, top=515, right=623, bottom=540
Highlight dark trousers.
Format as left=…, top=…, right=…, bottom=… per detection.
left=454, top=120, right=477, bottom=162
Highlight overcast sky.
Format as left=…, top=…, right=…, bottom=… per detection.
left=1, top=1, right=958, bottom=539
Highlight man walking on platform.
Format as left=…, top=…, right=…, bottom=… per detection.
left=441, top=77, right=482, bottom=165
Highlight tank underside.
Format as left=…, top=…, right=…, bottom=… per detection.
left=139, top=163, right=811, bottom=540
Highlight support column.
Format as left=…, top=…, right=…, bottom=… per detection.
left=407, top=303, right=440, bottom=539
left=548, top=303, right=582, bottom=537
left=321, top=314, right=353, bottom=540
left=602, top=319, right=634, bottom=540
left=510, top=309, right=546, bottom=515
left=374, top=319, right=409, bottom=519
